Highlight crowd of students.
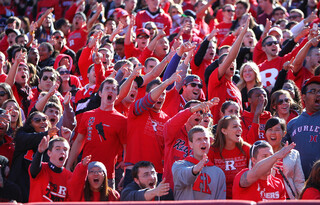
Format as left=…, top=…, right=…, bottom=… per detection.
left=0, top=0, right=320, bottom=202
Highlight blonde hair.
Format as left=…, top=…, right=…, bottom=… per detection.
left=237, top=61, right=262, bottom=91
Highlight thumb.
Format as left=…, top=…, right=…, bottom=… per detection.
left=160, top=178, right=166, bottom=184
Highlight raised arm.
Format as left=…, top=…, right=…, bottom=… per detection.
left=196, top=0, right=216, bottom=19
left=87, top=3, right=104, bottom=30
left=35, top=83, right=59, bottom=112
left=36, top=8, right=54, bottom=28
left=66, top=133, right=86, bottom=170
left=124, top=16, right=134, bottom=45
left=147, top=27, right=167, bottom=52
left=218, top=16, right=250, bottom=79
left=239, top=142, right=295, bottom=188
left=30, top=135, right=50, bottom=178
left=5, top=51, right=26, bottom=86
left=109, top=22, right=123, bottom=43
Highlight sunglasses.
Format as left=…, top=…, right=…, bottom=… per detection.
left=264, top=41, right=279, bottom=47
left=224, top=9, right=235, bottom=12
left=42, top=76, right=55, bottom=81
left=0, top=91, right=8, bottom=97
left=145, top=27, right=155, bottom=30
left=187, top=83, right=203, bottom=89
left=54, top=36, right=64, bottom=40
left=137, top=35, right=149, bottom=39
left=32, top=117, right=47, bottom=123
left=59, top=70, right=70, bottom=75
left=277, top=98, right=290, bottom=105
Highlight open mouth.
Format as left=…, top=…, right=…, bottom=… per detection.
left=50, top=118, right=56, bottom=124
left=21, top=75, right=26, bottom=79
left=59, top=156, right=65, bottom=162
left=194, top=118, right=200, bottom=122
left=201, top=146, right=206, bottom=150
left=93, top=178, right=99, bottom=183
left=236, top=134, right=241, bottom=138
left=107, top=94, right=112, bottom=100
left=149, top=182, right=155, bottom=188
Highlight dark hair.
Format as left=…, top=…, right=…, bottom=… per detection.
left=300, top=160, right=320, bottom=198
left=265, top=117, right=286, bottom=132
left=44, top=102, right=62, bottom=116
left=113, top=59, right=131, bottom=71
left=145, top=57, right=158, bottom=67
left=146, top=78, right=161, bottom=93
left=247, top=87, right=265, bottom=98
left=39, top=42, right=54, bottom=54
left=16, top=111, right=46, bottom=133
left=221, top=101, right=239, bottom=114
left=315, top=65, right=320, bottom=76
left=184, top=100, right=201, bottom=109
left=214, top=115, right=250, bottom=159
left=28, top=63, right=39, bottom=87
left=2, top=99, right=23, bottom=129
left=132, top=161, right=155, bottom=179
left=39, top=67, right=59, bottom=81
left=7, top=16, right=21, bottom=28
left=272, top=6, right=286, bottom=16
left=218, top=53, right=228, bottom=65
left=236, top=0, right=249, bottom=9
left=48, top=137, right=68, bottom=151
left=52, top=30, right=64, bottom=37
left=55, top=18, right=70, bottom=30
left=98, top=78, right=119, bottom=94
left=87, top=64, right=95, bottom=74
left=12, top=46, right=27, bottom=62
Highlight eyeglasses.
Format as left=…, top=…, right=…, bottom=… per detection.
left=42, top=76, right=55, bottom=81
left=250, top=140, right=267, bottom=158
left=139, top=171, right=157, bottom=178
left=0, top=91, right=8, bottom=97
left=306, top=89, right=320, bottom=95
left=187, top=83, right=203, bottom=89
left=277, top=98, right=290, bottom=105
left=32, top=117, right=47, bottom=123
left=59, top=70, right=70, bottom=75
left=54, top=36, right=64, bottom=40
left=137, top=35, right=149, bottom=39
left=264, top=41, right=279, bottom=47
left=224, top=9, right=235, bottom=12
left=89, top=170, right=104, bottom=175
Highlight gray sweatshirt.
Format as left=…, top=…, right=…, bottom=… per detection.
left=172, top=156, right=226, bottom=200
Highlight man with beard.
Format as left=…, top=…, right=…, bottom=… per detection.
left=121, top=161, right=173, bottom=201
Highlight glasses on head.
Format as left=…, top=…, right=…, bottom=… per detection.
left=89, top=170, right=104, bottom=175
left=0, top=91, right=8, bottom=97
left=224, top=9, right=235, bottom=12
left=277, top=98, right=290, bottom=105
left=306, top=89, right=320, bottom=95
left=137, top=35, right=149, bottom=39
left=32, top=117, right=47, bottom=123
left=54, top=36, right=64, bottom=40
left=187, top=83, right=203, bottom=89
left=264, top=41, right=279, bottom=47
left=59, top=70, right=70, bottom=75
left=250, top=140, right=267, bottom=158
left=42, top=76, right=55, bottom=82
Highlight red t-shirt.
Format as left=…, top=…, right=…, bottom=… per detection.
left=78, top=108, right=127, bottom=179
left=208, top=145, right=250, bottom=199
left=301, top=187, right=320, bottom=199
left=28, top=163, right=72, bottom=202
left=135, top=10, right=172, bottom=35
left=190, top=56, right=211, bottom=95
left=258, top=38, right=308, bottom=88
left=163, top=108, right=193, bottom=189
left=126, top=103, right=170, bottom=173
left=195, top=18, right=209, bottom=39
left=232, top=168, right=286, bottom=202
left=293, top=67, right=314, bottom=90
left=208, top=68, right=242, bottom=124
left=241, top=110, right=272, bottom=144
left=67, top=26, right=88, bottom=53
left=162, top=88, right=186, bottom=118
left=210, top=22, right=233, bottom=46
left=0, top=74, right=7, bottom=82
left=0, top=135, right=14, bottom=166
left=124, top=42, right=143, bottom=58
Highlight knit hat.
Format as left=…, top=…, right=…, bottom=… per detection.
left=88, top=161, right=107, bottom=175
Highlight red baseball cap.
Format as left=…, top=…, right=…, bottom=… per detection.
left=116, top=8, right=129, bottom=19
left=303, top=76, right=320, bottom=87
left=136, top=28, right=150, bottom=37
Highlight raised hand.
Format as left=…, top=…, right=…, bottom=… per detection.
left=192, top=153, right=208, bottom=175
left=167, top=70, right=182, bottom=84
left=82, top=155, right=91, bottom=166
left=61, top=126, right=72, bottom=141
left=63, top=91, right=71, bottom=105
left=283, top=57, right=294, bottom=71
left=38, top=135, right=50, bottom=153
left=156, top=26, right=167, bottom=39
left=48, top=127, right=60, bottom=138
left=177, top=41, right=196, bottom=56
left=275, top=142, right=296, bottom=160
